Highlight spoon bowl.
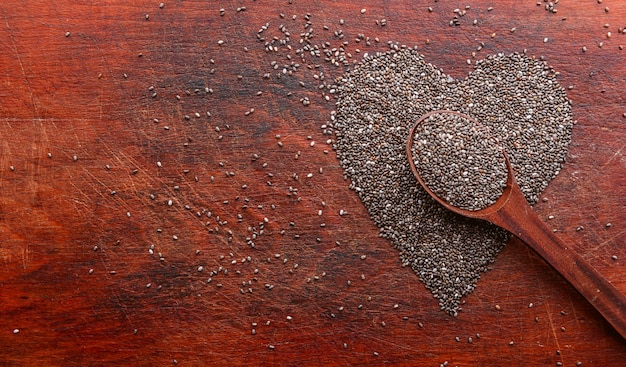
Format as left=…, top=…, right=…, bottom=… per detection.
left=407, top=110, right=626, bottom=339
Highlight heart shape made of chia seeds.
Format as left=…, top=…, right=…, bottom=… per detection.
left=331, top=50, right=573, bottom=315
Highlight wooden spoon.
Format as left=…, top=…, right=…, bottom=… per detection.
left=406, top=110, right=626, bottom=339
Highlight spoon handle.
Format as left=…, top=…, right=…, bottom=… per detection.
left=487, top=189, right=626, bottom=339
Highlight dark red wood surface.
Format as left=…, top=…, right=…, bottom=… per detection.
left=0, top=1, right=624, bottom=366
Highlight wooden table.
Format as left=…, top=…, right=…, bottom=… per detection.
left=1, top=1, right=624, bottom=365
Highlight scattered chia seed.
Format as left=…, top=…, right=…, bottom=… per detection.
left=332, top=49, right=573, bottom=315
left=410, top=111, right=507, bottom=211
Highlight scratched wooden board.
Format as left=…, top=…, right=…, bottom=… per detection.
left=0, top=0, right=624, bottom=366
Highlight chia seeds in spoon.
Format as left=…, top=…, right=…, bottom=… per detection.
left=410, top=112, right=507, bottom=211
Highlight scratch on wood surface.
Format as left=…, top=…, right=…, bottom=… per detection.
left=80, top=168, right=133, bottom=214
left=93, top=246, right=142, bottom=334
left=364, top=332, right=424, bottom=354
left=68, top=176, right=95, bottom=218
left=21, top=245, right=30, bottom=269
left=542, top=297, right=562, bottom=355
left=526, top=244, right=563, bottom=351
left=598, top=144, right=624, bottom=170
left=566, top=288, right=582, bottom=334
left=584, top=229, right=626, bottom=255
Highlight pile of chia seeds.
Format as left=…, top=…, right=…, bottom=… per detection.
left=410, top=111, right=508, bottom=211
left=331, top=49, right=573, bottom=315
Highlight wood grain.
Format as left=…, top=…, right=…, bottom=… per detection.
left=0, top=1, right=624, bottom=366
